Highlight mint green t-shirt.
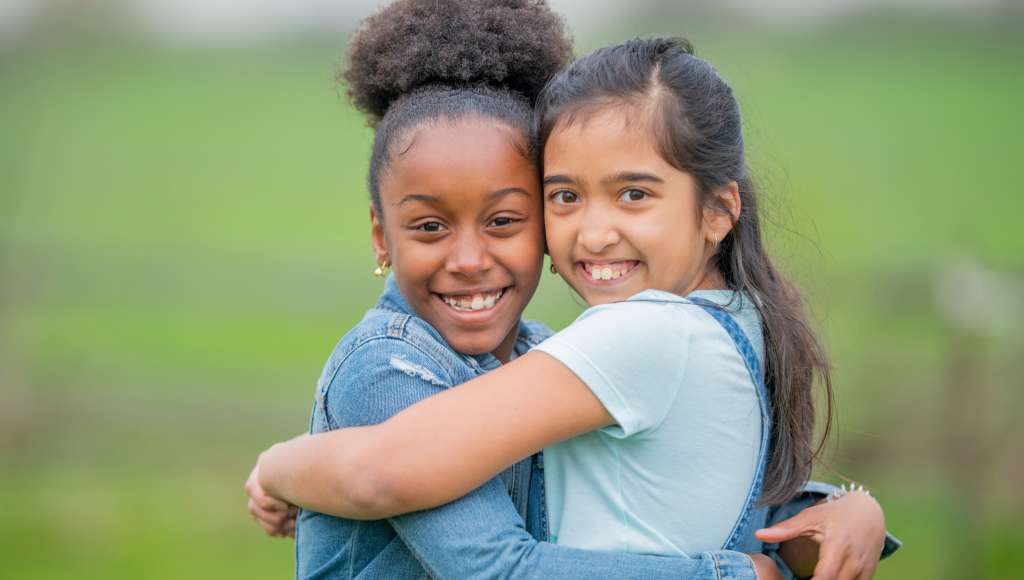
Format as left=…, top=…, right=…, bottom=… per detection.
left=533, top=289, right=764, bottom=556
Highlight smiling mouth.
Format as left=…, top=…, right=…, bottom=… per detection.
left=435, top=287, right=510, bottom=313
left=579, top=260, right=640, bottom=282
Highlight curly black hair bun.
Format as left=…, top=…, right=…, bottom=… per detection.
left=343, top=0, right=572, bottom=123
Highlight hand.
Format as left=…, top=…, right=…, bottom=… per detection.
left=756, top=491, right=885, bottom=580
left=750, top=553, right=783, bottom=580
left=245, top=461, right=297, bottom=538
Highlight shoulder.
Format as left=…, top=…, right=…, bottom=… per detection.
left=314, top=309, right=466, bottom=426
left=573, top=290, right=705, bottom=334
left=518, top=319, right=554, bottom=347
left=535, top=291, right=706, bottom=371
left=317, top=308, right=456, bottom=389
left=533, top=291, right=705, bottom=381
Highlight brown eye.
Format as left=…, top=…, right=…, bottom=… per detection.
left=620, top=189, right=648, bottom=202
left=490, top=216, right=514, bottom=227
left=550, top=190, right=580, bottom=205
left=418, top=221, right=445, bottom=232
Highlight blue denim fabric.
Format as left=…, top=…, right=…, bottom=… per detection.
left=295, top=275, right=758, bottom=579
left=687, top=296, right=772, bottom=553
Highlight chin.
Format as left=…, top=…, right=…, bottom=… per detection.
left=447, top=334, right=502, bottom=356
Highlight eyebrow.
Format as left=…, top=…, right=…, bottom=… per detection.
left=398, top=187, right=531, bottom=207
left=487, top=187, right=532, bottom=201
left=542, top=172, right=665, bottom=187
left=398, top=192, right=440, bottom=206
left=543, top=174, right=576, bottom=186
left=602, top=171, right=665, bottom=185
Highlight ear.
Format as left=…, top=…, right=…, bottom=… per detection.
left=703, top=181, right=741, bottom=245
left=370, top=204, right=389, bottom=265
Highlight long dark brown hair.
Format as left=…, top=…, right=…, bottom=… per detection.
left=536, top=37, right=833, bottom=505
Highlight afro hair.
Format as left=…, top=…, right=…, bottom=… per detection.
left=343, top=0, right=572, bottom=124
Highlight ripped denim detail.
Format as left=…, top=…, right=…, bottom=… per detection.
left=389, top=355, right=448, bottom=387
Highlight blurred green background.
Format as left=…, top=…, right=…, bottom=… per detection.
left=1, top=1, right=1022, bottom=578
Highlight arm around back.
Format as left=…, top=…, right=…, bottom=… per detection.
left=261, top=347, right=610, bottom=518
left=260, top=335, right=460, bottom=518
left=259, top=333, right=759, bottom=580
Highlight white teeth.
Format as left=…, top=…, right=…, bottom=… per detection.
left=586, top=263, right=633, bottom=281
left=441, top=289, right=504, bottom=312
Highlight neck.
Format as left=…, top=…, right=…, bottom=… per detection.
left=692, top=266, right=728, bottom=292
left=491, top=321, right=521, bottom=363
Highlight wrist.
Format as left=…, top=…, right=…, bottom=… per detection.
left=826, top=483, right=871, bottom=503
left=257, top=444, right=287, bottom=498
left=749, top=553, right=782, bottom=580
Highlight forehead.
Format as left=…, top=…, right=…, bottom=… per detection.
left=381, top=118, right=538, bottom=206
left=544, top=105, right=674, bottom=176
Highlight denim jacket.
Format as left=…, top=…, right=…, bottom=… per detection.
left=295, top=276, right=899, bottom=579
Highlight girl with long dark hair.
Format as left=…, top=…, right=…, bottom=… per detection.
left=248, top=4, right=899, bottom=578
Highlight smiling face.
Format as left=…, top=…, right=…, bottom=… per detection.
left=372, top=117, right=544, bottom=361
left=543, top=105, right=730, bottom=306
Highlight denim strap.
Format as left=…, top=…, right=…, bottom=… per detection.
left=685, top=297, right=765, bottom=391
left=686, top=296, right=772, bottom=551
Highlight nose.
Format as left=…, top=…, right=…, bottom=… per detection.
left=445, top=229, right=494, bottom=276
left=577, top=204, right=621, bottom=254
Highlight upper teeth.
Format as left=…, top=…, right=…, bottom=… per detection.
left=441, top=289, right=505, bottom=312
left=586, top=262, right=632, bottom=281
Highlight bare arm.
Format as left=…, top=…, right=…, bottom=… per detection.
left=260, top=351, right=611, bottom=519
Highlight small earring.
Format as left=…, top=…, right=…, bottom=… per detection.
left=549, top=263, right=558, bottom=275
left=710, top=233, right=720, bottom=248
left=373, top=259, right=390, bottom=278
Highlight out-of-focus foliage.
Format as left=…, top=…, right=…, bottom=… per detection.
left=1, top=6, right=1022, bottom=579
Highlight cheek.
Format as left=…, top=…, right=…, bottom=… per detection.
left=620, top=213, right=691, bottom=260
left=391, top=240, right=445, bottom=288
left=506, top=229, right=545, bottom=278
left=543, top=210, right=574, bottom=263
left=645, top=217, right=703, bottom=268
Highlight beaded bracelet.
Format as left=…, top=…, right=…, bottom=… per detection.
left=826, top=483, right=871, bottom=502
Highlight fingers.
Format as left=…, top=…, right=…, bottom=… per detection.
left=834, top=553, right=867, bottom=580
left=756, top=524, right=803, bottom=543
left=282, top=517, right=296, bottom=538
left=811, top=540, right=846, bottom=580
left=246, top=467, right=292, bottom=512
left=249, top=499, right=292, bottom=527
left=249, top=498, right=298, bottom=538
left=860, top=553, right=879, bottom=580
left=756, top=508, right=821, bottom=543
left=246, top=461, right=296, bottom=539
left=254, top=492, right=291, bottom=513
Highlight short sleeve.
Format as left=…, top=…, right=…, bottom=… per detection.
left=533, top=300, right=691, bottom=437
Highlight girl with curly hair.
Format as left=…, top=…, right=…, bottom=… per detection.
left=247, top=1, right=899, bottom=578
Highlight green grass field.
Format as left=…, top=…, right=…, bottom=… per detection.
left=2, top=17, right=1022, bottom=579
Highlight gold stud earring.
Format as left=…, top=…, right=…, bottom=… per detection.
left=549, top=263, right=558, bottom=275
left=373, top=259, right=390, bottom=278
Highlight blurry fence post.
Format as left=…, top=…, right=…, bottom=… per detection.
left=933, top=259, right=1023, bottom=579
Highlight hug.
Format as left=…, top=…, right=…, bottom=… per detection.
left=245, top=1, right=901, bottom=578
